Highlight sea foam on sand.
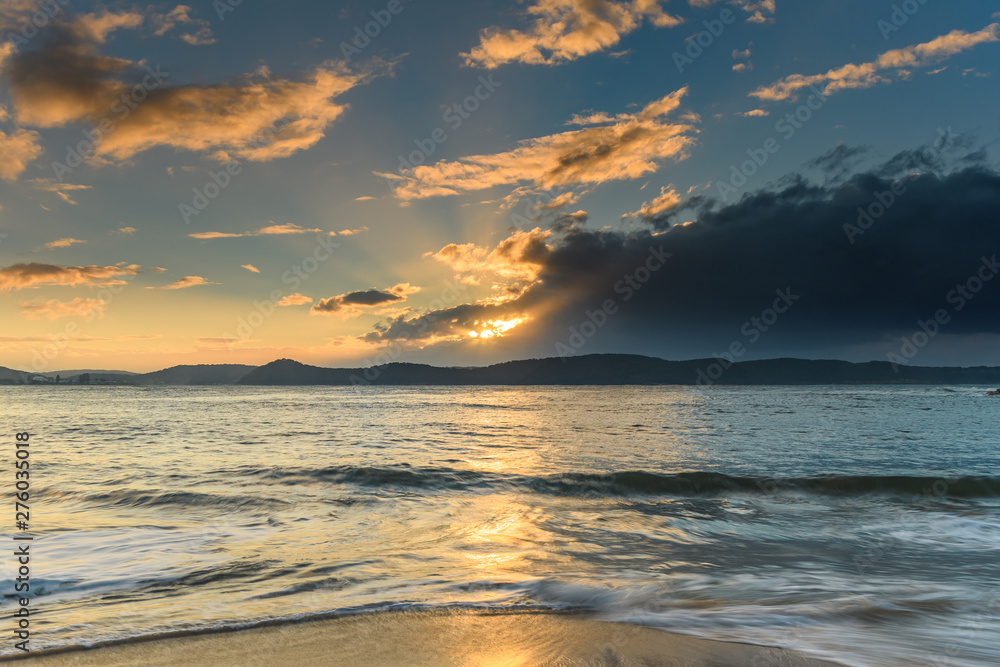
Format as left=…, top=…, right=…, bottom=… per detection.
left=8, top=610, right=842, bottom=666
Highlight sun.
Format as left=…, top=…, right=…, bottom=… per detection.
left=468, top=318, right=525, bottom=339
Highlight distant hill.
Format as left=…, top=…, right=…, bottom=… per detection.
left=6, top=356, right=1000, bottom=387
left=37, top=369, right=139, bottom=378
left=237, top=355, right=1000, bottom=386
left=0, top=364, right=255, bottom=386
left=0, top=366, right=28, bottom=385
left=136, top=364, right=257, bottom=385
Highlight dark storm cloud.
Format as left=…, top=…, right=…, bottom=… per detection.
left=367, top=156, right=1000, bottom=361
left=806, top=143, right=870, bottom=182
left=342, top=289, right=405, bottom=307
left=312, top=284, right=420, bottom=316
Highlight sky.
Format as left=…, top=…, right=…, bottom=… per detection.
left=1, top=0, right=999, bottom=373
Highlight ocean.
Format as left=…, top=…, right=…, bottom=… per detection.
left=3, top=385, right=999, bottom=666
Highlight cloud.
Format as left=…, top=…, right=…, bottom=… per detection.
left=732, top=45, right=753, bottom=71
left=806, top=143, right=870, bottom=182
left=27, top=179, right=92, bottom=204
left=739, top=109, right=769, bottom=117
left=379, top=89, right=697, bottom=202
left=241, top=264, right=261, bottom=273
left=152, top=276, right=218, bottom=290
left=43, top=238, right=86, bottom=250
left=735, top=0, right=775, bottom=23
left=0, top=128, right=42, bottom=179
left=625, top=186, right=682, bottom=219
left=427, top=228, right=554, bottom=284
left=355, top=196, right=376, bottom=201
left=752, top=24, right=1000, bottom=102
left=361, top=148, right=1000, bottom=366
left=116, top=226, right=137, bottom=235
left=277, top=293, right=313, bottom=306
left=337, top=226, right=369, bottom=235
left=196, top=337, right=241, bottom=347
left=0, top=263, right=139, bottom=290
left=73, top=9, right=144, bottom=42
left=189, top=223, right=332, bottom=240
left=19, top=297, right=105, bottom=320
left=462, top=0, right=683, bottom=68
left=687, top=0, right=775, bottom=22
left=311, top=283, right=421, bottom=316
left=2, top=9, right=379, bottom=164
left=0, top=334, right=159, bottom=343
left=149, top=5, right=215, bottom=45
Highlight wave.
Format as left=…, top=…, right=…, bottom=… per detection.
left=239, top=466, right=1000, bottom=499
left=38, top=487, right=290, bottom=511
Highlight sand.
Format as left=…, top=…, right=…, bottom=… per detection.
left=8, top=610, right=842, bottom=666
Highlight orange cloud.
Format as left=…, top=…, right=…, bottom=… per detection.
left=149, top=5, right=215, bottom=45
left=152, top=276, right=218, bottom=290
left=752, top=24, right=1000, bottom=102
left=26, top=179, right=92, bottom=204
left=277, top=293, right=314, bottom=306
left=427, top=228, right=553, bottom=284
left=0, top=128, right=42, bottom=179
left=44, top=238, right=86, bottom=250
left=19, top=297, right=106, bottom=320
left=74, top=9, right=144, bottom=42
left=241, top=264, right=261, bottom=273
left=688, top=0, right=775, bottom=23
left=379, top=89, right=697, bottom=201
left=3, top=10, right=378, bottom=164
left=462, top=0, right=682, bottom=68
left=0, top=263, right=140, bottom=290
left=189, top=223, right=332, bottom=240
left=625, top=186, right=681, bottom=219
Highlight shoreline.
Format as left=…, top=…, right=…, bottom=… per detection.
left=5, top=609, right=843, bottom=666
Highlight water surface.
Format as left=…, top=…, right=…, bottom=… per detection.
left=3, top=385, right=999, bottom=666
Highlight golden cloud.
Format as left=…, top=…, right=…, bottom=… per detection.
left=428, top=228, right=554, bottom=287
left=43, top=238, right=86, bottom=250
left=277, top=293, right=313, bottom=307
left=625, top=186, right=681, bottom=219
left=188, top=223, right=333, bottom=240
left=379, top=88, right=697, bottom=201
left=462, top=0, right=682, bottom=68
left=19, top=297, right=106, bottom=320
left=152, top=276, right=218, bottom=290
left=752, top=24, right=1000, bottom=102
left=0, top=128, right=42, bottom=180
left=0, top=263, right=140, bottom=290
left=3, top=9, right=377, bottom=166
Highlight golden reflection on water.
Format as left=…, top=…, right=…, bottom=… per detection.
left=458, top=498, right=554, bottom=572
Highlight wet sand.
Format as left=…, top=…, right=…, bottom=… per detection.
left=8, top=610, right=842, bottom=666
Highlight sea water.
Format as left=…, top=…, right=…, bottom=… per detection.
left=2, top=385, right=998, bottom=666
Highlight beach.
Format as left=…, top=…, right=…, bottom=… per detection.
left=6, top=610, right=840, bottom=666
